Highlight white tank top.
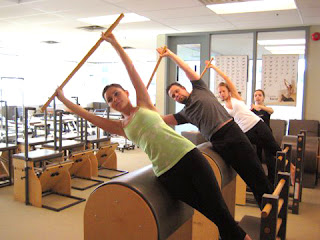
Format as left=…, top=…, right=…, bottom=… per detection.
left=225, top=98, right=260, bottom=133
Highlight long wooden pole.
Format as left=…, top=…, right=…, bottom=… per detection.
left=199, top=57, right=214, bottom=79
left=146, top=46, right=167, bottom=89
left=41, top=13, right=125, bottom=112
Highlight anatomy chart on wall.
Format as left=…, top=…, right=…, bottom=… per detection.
left=262, top=54, right=299, bottom=106
left=214, top=55, right=248, bottom=101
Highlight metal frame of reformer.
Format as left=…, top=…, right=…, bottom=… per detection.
left=41, top=191, right=86, bottom=212
left=0, top=100, right=18, bottom=187
left=13, top=106, right=85, bottom=211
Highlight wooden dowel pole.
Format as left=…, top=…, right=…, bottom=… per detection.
left=41, top=13, right=125, bottom=112
left=146, top=46, right=167, bottom=89
left=199, top=57, right=214, bottom=79
left=273, top=179, right=286, bottom=196
left=282, top=146, right=289, bottom=153
left=262, top=203, right=272, bottom=218
left=278, top=198, right=284, bottom=214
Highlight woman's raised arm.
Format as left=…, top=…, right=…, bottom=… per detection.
left=208, top=63, right=243, bottom=101
left=55, top=88, right=125, bottom=137
left=102, top=34, right=156, bottom=111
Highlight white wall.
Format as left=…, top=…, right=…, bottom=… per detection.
left=305, top=25, right=320, bottom=121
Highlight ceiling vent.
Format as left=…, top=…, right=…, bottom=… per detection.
left=199, top=0, right=259, bottom=4
left=77, top=25, right=106, bottom=32
left=123, top=46, right=135, bottom=49
left=41, top=40, right=59, bottom=44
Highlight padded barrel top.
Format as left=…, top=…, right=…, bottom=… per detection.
left=93, top=165, right=194, bottom=240
left=197, top=142, right=236, bottom=188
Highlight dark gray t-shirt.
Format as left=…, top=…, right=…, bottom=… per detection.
left=173, top=79, right=232, bottom=140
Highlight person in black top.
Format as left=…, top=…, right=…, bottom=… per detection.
left=251, top=89, right=274, bottom=128
left=251, top=89, right=275, bottom=175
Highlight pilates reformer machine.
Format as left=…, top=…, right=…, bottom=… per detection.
left=84, top=142, right=237, bottom=240
left=0, top=100, right=18, bottom=187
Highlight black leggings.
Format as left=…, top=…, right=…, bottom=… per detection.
left=158, top=148, right=246, bottom=240
left=245, top=120, right=282, bottom=185
left=210, top=120, right=273, bottom=208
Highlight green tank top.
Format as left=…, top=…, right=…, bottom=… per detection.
left=124, top=107, right=195, bottom=177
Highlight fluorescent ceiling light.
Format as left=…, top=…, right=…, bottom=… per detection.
left=78, top=13, right=150, bottom=25
left=268, top=50, right=305, bottom=54
left=207, top=0, right=296, bottom=14
left=265, top=45, right=305, bottom=54
left=258, top=39, right=306, bottom=45
left=265, top=46, right=305, bottom=51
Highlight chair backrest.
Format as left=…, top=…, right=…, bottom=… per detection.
left=288, top=119, right=319, bottom=137
left=270, top=119, right=287, bottom=146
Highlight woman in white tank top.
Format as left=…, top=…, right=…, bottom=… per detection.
left=207, top=62, right=294, bottom=186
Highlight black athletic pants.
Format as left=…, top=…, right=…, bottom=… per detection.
left=158, top=148, right=247, bottom=240
left=210, top=120, right=273, bottom=209
left=245, top=120, right=282, bottom=186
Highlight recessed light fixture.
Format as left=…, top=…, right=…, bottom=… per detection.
left=78, top=13, right=150, bottom=26
left=41, top=40, right=59, bottom=44
left=265, top=45, right=305, bottom=54
left=206, top=0, right=297, bottom=14
left=258, top=39, right=305, bottom=45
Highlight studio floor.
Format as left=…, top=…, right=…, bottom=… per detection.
left=0, top=147, right=319, bottom=240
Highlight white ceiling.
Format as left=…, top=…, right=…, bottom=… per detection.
left=0, top=0, right=319, bottom=61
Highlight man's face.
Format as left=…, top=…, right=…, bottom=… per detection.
left=168, top=85, right=190, bottom=104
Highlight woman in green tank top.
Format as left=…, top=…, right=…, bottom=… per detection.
left=55, top=33, right=251, bottom=240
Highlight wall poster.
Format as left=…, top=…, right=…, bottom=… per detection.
left=262, top=54, right=299, bottom=106
left=214, top=55, right=248, bottom=101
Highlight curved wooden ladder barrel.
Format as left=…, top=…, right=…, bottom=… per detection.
left=84, top=142, right=237, bottom=240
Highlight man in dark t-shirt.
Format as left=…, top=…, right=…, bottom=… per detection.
left=158, top=47, right=273, bottom=208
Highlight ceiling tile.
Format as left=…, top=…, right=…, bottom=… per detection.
left=113, top=0, right=203, bottom=12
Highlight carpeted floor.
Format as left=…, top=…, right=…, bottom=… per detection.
left=0, top=147, right=319, bottom=240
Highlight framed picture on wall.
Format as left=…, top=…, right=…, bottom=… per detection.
left=261, top=54, right=299, bottom=106
left=214, top=55, right=248, bottom=101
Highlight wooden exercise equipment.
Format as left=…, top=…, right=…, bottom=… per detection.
left=13, top=150, right=85, bottom=211
left=282, top=130, right=317, bottom=189
left=0, top=101, right=18, bottom=187
left=96, top=143, right=128, bottom=179
left=40, top=13, right=124, bottom=112
left=281, top=131, right=306, bottom=214
left=0, top=144, right=17, bottom=187
left=239, top=172, right=290, bottom=240
left=236, top=131, right=306, bottom=208
left=196, top=142, right=237, bottom=240
left=68, top=150, right=103, bottom=190
left=42, top=110, right=85, bottom=156
left=12, top=107, right=85, bottom=211
left=96, top=143, right=118, bottom=168
left=84, top=142, right=236, bottom=240
left=84, top=165, right=194, bottom=240
left=146, top=46, right=167, bottom=89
